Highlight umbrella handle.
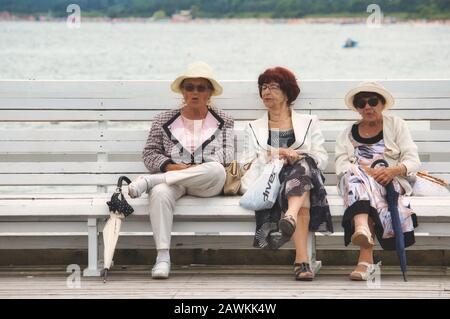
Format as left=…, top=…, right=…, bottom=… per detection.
left=370, top=159, right=389, bottom=169
left=116, top=176, right=132, bottom=191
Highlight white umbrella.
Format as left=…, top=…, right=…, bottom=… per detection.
left=102, top=212, right=124, bottom=282
left=102, top=176, right=134, bottom=283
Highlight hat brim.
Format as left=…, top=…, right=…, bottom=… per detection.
left=171, top=76, right=223, bottom=96
left=345, top=85, right=395, bottom=111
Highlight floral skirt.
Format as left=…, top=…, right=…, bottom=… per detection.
left=339, top=165, right=418, bottom=250
left=253, top=156, right=333, bottom=249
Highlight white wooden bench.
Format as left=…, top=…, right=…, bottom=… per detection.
left=1, top=80, right=450, bottom=277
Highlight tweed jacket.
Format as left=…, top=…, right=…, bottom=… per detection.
left=143, top=106, right=234, bottom=174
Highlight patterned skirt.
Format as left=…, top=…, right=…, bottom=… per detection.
left=339, top=164, right=418, bottom=250
left=253, top=156, right=334, bottom=249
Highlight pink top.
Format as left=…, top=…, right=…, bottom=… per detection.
left=170, top=111, right=220, bottom=153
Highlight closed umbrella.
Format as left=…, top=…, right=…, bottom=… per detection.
left=102, top=176, right=134, bottom=283
left=371, top=159, right=408, bottom=281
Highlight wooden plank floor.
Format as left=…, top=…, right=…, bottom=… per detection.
left=0, top=265, right=449, bottom=299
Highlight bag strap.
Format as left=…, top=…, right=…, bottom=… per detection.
left=230, top=161, right=238, bottom=175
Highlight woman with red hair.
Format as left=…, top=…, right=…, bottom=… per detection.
left=240, top=67, right=333, bottom=281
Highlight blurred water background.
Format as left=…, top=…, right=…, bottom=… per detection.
left=1, top=21, right=449, bottom=80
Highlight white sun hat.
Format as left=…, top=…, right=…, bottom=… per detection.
left=170, top=61, right=223, bottom=96
left=345, top=81, right=395, bottom=111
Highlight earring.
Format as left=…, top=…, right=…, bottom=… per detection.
left=181, top=98, right=187, bottom=108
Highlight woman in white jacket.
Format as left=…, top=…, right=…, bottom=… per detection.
left=240, top=67, right=333, bottom=281
left=335, top=82, right=421, bottom=281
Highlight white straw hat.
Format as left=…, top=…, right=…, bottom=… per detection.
left=345, top=81, right=395, bottom=111
left=171, top=62, right=223, bottom=96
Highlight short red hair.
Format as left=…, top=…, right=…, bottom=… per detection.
left=258, top=67, right=300, bottom=105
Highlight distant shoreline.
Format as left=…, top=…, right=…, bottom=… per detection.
left=1, top=18, right=450, bottom=25
left=1, top=12, right=449, bottom=25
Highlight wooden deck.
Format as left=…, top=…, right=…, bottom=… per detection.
left=0, top=265, right=449, bottom=299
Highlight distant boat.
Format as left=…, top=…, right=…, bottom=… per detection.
left=343, top=38, right=358, bottom=48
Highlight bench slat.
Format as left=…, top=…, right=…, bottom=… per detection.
left=2, top=195, right=450, bottom=218
left=2, top=140, right=449, bottom=154
left=2, top=80, right=449, bottom=99
left=0, top=162, right=448, bottom=174
left=312, top=109, right=450, bottom=120
left=4, top=109, right=450, bottom=122
left=0, top=173, right=449, bottom=187
left=2, top=97, right=450, bottom=110
left=2, top=129, right=450, bottom=142
left=0, top=130, right=149, bottom=141
left=1, top=221, right=449, bottom=238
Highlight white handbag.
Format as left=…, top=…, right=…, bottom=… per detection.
left=239, top=157, right=265, bottom=195
left=239, top=159, right=284, bottom=211
left=412, top=172, right=450, bottom=196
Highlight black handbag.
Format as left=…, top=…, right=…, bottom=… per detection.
left=106, top=176, right=134, bottom=217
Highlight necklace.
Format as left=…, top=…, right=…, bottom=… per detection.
left=360, top=121, right=382, bottom=137
left=362, top=131, right=376, bottom=137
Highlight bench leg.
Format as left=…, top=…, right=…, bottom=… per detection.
left=83, top=218, right=101, bottom=277
left=308, top=231, right=322, bottom=275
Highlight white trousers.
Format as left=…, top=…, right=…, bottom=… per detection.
left=148, top=162, right=226, bottom=249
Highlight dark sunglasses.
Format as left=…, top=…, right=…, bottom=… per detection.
left=354, top=97, right=380, bottom=109
left=182, top=83, right=212, bottom=93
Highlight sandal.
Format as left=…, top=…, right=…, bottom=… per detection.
left=294, top=262, right=314, bottom=281
left=349, top=262, right=378, bottom=281
left=351, top=225, right=374, bottom=248
left=279, top=214, right=296, bottom=238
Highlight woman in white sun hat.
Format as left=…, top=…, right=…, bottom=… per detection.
left=335, top=82, right=421, bottom=281
left=128, top=62, right=234, bottom=279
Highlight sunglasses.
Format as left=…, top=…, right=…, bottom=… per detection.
left=182, top=83, right=212, bottom=93
left=354, top=97, right=380, bottom=109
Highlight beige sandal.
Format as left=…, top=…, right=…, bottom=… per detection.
left=351, top=225, right=374, bottom=248
left=349, top=262, right=378, bottom=281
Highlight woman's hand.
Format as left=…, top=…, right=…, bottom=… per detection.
left=362, top=165, right=405, bottom=186
left=165, top=163, right=192, bottom=171
left=267, top=148, right=302, bottom=165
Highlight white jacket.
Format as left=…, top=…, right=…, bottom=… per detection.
left=239, top=110, right=328, bottom=193
left=335, top=114, right=421, bottom=195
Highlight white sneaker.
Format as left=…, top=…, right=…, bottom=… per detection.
left=151, top=261, right=170, bottom=279
left=128, top=175, right=150, bottom=198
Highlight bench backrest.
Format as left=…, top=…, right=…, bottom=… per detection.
left=1, top=80, right=449, bottom=194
